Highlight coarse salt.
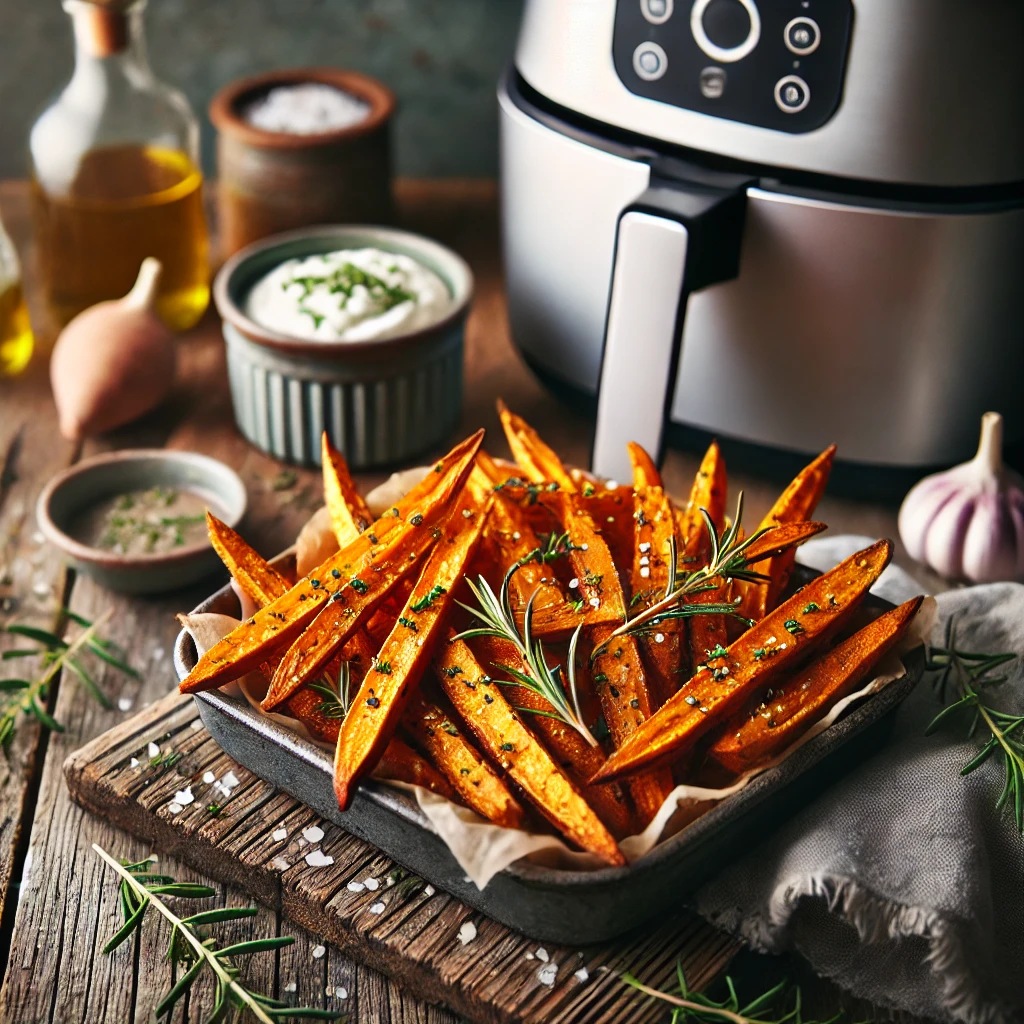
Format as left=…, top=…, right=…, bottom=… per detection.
left=272, top=856, right=291, bottom=871
left=537, top=963, right=558, bottom=987
left=272, top=827, right=288, bottom=842
left=117, top=696, right=133, bottom=712
left=535, top=947, right=549, bottom=962
left=190, top=718, right=202, bottom=730
left=312, top=944, right=326, bottom=959
left=347, top=881, right=365, bottom=893
left=654, top=632, right=665, bottom=643
left=589, top=597, right=600, bottom=608
left=243, top=83, right=370, bottom=135
left=457, top=921, right=477, bottom=945
left=335, top=986, right=348, bottom=999
left=423, top=884, right=435, bottom=897
left=302, top=825, right=325, bottom=843
left=639, top=541, right=651, bottom=552
left=363, top=877, right=379, bottom=891
left=369, top=901, right=386, bottom=915
left=568, top=578, right=579, bottom=589
left=640, top=566, right=650, bottom=578
left=284, top=981, right=297, bottom=993
left=203, top=771, right=216, bottom=784
left=173, top=786, right=194, bottom=806
left=147, top=742, right=159, bottom=758
left=305, top=850, right=334, bottom=867
left=129, top=758, right=139, bottom=768
left=639, top=556, right=650, bottom=566
left=168, top=803, right=183, bottom=815
left=575, top=966, right=589, bottom=983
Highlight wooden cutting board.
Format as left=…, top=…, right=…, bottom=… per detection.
left=64, top=690, right=739, bottom=1024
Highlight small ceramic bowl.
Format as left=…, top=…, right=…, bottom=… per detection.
left=214, top=224, right=473, bottom=469
left=36, top=450, right=247, bottom=595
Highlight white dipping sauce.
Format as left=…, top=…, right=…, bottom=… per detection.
left=245, top=248, right=452, bottom=342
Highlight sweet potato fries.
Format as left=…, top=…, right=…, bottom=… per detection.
left=186, top=411, right=923, bottom=865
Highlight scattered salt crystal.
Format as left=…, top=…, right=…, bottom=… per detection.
left=347, top=880, right=365, bottom=892
left=363, top=877, right=379, bottom=891
left=272, top=856, right=291, bottom=871
left=190, top=719, right=202, bottom=730
left=222, top=771, right=240, bottom=789
left=639, top=556, right=650, bottom=566
left=605, top=479, right=619, bottom=489
left=203, top=771, right=216, bottom=784
left=457, top=921, right=477, bottom=945
left=639, top=567, right=650, bottom=578
left=537, top=963, right=558, bottom=987
left=639, top=541, right=651, bottom=552
left=524, top=952, right=535, bottom=960
left=535, top=947, right=549, bottom=962
left=32, top=580, right=51, bottom=597
left=243, top=84, right=371, bottom=135
left=272, top=827, right=288, bottom=842
left=117, top=696, right=133, bottom=712
left=369, top=901, right=386, bottom=915
left=147, top=742, right=160, bottom=758
left=589, top=597, right=600, bottom=608
left=654, top=632, right=665, bottom=644
left=168, top=803, right=183, bottom=814
left=129, top=758, right=139, bottom=768
left=581, top=543, right=588, bottom=550
left=423, top=884, right=435, bottom=897
left=335, top=986, right=348, bottom=999
left=305, top=850, right=334, bottom=867
left=173, top=786, right=194, bottom=806
left=312, top=944, right=326, bottom=959
left=512, top=531, right=521, bottom=541
left=284, top=981, right=297, bottom=993
left=574, top=966, right=589, bottom=983
left=302, top=825, right=325, bottom=843
left=568, top=578, right=579, bottom=589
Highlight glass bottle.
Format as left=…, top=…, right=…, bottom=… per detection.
left=29, top=0, right=210, bottom=331
left=0, top=217, right=34, bottom=376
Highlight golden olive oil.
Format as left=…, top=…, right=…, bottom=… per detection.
left=32, top=144, right=210, bottom=331
left=0, top=280, right=33, bottom=376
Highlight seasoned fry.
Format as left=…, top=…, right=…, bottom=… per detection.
left=401, top=692, right=527, bottom=828
left=436, top=634, right=625, bottom=864
left=179, top=430, right=483, bottom=696
left=371, top=736, right=461, bottom=802
left=674, top=442, right=730, bottom=687
left=627, top=443, right=685, bottom=709
left=331, top=487, right=492, bottom=809
left=470, top=633, right=634, bottom=838
left=708, top=596, right=923, bottom=773
left=321, top=432, right=373, bottom=545
left=735, top=445, right=836, bottom=621
left=498, top=407, right=674, bottom=825
left=497, top=400, right=578, bottom=493
left=590, top=539, right=894, bottom=783
left=207, top=512, right=290, bottom=607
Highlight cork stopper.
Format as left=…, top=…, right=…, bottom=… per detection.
left=70, top=1, right=130, bottom=58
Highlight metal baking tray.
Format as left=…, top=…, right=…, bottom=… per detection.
left=173, top=556, right=924, bottom=945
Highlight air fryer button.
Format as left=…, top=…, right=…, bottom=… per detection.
left=690, top=0, right=761, bottom=64
left=640, top=0, right=673, bottom=25
left=774, top=74, right=810, bottom=113
left=699, top=67, right=727, bottom=99
left=633, top=41, right=668, bottom=81
left=784, top=16, right=820, bottom=55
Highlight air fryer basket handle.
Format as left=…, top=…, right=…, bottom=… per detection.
left=591, top=177, right=749, bottom=481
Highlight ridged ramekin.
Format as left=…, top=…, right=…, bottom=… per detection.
left=213, top=225, right=472, bottom=468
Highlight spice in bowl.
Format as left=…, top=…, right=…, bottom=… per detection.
left=245, top=248, right=452, bottom=342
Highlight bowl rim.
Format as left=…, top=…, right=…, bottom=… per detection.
left=36, top=449, right=248, bottom=572
left=213, top=224, right=475, bottom=360
left=208, top=67, right=396, bottom=150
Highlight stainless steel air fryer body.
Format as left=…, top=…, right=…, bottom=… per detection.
left=500, top=0, right=1024, bottom=479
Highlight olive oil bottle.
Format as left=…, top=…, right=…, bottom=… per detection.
left=30, top=0, right=209, bottom=331
left=0, top=219, right=33, bottom=377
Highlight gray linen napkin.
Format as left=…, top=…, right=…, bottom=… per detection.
left=695, top=536, right=1024, bottom=1024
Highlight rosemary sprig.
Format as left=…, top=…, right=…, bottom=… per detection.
left=0, top=609, right=138, bottom=749
left=308, top=662, right=353, bottom=721
left=455, top=561, right=598, bottom=747
left=591, top=493, right=767, bottom=659
left=93, top=844, right=342, bottom=1022
left=623, top=965, right=850, bottom=1024
left=925, top=618, right=1023, bottom=832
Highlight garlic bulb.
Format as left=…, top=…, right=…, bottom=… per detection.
left=899, top=412, right=1024, bottom=583
left=50, top=257, right=176, bottom=441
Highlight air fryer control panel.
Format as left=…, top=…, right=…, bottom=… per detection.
left=612, top=0, right=853, bottom=133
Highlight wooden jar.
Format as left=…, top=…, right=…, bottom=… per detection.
left=209, top=68, right=395, bottom=256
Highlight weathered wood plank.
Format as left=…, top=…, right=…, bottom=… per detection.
left=63, top=692, right=739, bottom=1023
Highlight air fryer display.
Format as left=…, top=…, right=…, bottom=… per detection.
left=613, top=0, right=853, bottom=133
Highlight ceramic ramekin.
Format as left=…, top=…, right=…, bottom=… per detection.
left=36, top=449, right=247, bottom=594
left=213, top=225, right=473, bottom=469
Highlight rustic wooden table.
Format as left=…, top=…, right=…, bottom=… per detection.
left=0, top=179, right=941, bottom=1023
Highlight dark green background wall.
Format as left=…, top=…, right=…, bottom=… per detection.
left=0, top=0, right=524, bottom=179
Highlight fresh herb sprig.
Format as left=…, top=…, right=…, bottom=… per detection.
left=591, top=493, right=766, bottom=659
left=308, top=662, right=353, bottom=721
left=623, top=965, right=851, bottom=1024
left=455, top=559, right=598, bottom=747
left=0, top=610, right=138, bottom=748
left=925, top=619, right=1023, bottom=832
left=94, top=845, right=342, bottom=1022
